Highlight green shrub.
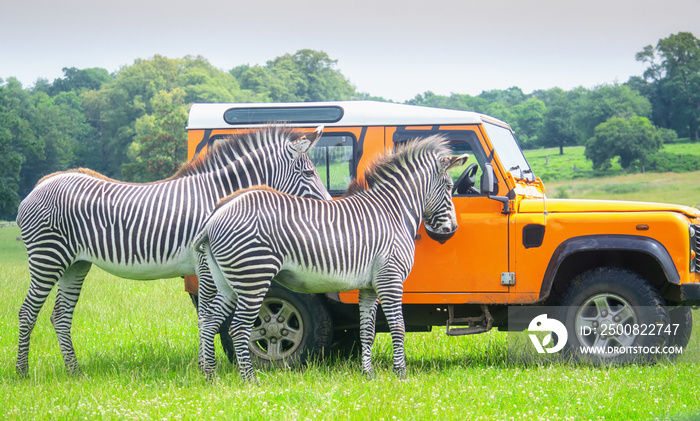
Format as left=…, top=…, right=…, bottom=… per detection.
left=635, top=152, right=700, bottom=173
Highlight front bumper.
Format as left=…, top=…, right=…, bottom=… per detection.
left=680, top=283, right=700, bottom=305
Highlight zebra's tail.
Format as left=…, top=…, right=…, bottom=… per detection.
left=193, top=232, right=209, bottom=255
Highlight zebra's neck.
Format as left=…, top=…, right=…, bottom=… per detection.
left=202, top=152, right=274, bottom=203
left=364, top=178, right=427, bottom=238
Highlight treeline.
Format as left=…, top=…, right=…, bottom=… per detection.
left=1, top=34, right=699, bottom=219
left=0, top=50, right=362, bottom=218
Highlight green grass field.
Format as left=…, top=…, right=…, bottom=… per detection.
left=546, top=171, right=700, bottom=209
left=524, top=141, right=700, bottom=184
left=523, top=142, right=700, bottom=209
left=1, top=223, right=700, bottom=419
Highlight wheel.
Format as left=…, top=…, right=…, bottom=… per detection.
left=249, top=284, right=333, bottom=368
left=559, top=267, right=670, bottom=363
left=667, top=306, right=693, bottom=350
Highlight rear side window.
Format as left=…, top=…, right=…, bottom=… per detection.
left=223, top=106, right=344, bottom=125
left=309, top=135, right=355, bottom=195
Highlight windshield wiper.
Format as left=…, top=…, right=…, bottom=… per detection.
left=509, top=165, right=534, bottom=181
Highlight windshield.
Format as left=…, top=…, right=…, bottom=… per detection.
left=483, top=122, right=535, bottom=181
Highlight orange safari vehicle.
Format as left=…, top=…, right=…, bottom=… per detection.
left=185, top=101, right=700, bottom=364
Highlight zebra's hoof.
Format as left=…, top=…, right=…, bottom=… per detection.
left=66, top=361, right=84, bottom=377
left=16, top=365, right=29, bottom=378
left=240, top=368, right=259, bottom=385
left=394, top=367, right=407, bottom=380
left=243, top=375, right=260, bottom=386
left=203, top=371, right=218, bottom=383
left=199, top=364, right=218, bottom=382
left=67, top=368, right=84, bottom=378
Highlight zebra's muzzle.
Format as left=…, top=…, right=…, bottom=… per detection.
left=425, top=224, right=458, bottom=244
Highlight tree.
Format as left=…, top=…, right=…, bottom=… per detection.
left=537, top=88, right=579, bottom=155
left=179, top=56, right=261, bottom=104
left=573, top=84, right=652, bottom=141
left=82, top=55, right=252, bottom=178
left=585, top=116, right=663, bottom=170
left=408, top=91, right=483, bottom=111
left=510, top=98, right=546, bottom=148
left=18, top=91, right=86, bottom=195
left=45, top=67, right=112, bottom=95
left=406, top=90, right=545, bottom=148
left=235, top=49, right=356, bottom=102
left=479, top=87, right=527, bottom=107
left=635, top=32, right=700, bottom=141
left=122, top=89, right=188, bottom=182
left=0, top=78, right=42, bottom=219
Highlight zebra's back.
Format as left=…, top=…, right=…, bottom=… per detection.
left=205, top=188, right=414, bottom=292
left=18, top=171, right=211, bottom=279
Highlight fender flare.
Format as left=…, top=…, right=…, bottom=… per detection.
left=539, top=234, right=680, bottom=301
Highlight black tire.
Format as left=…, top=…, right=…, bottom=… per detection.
left=667, top=306, right=693, bottom=350
left=559, top=267, right=670, bottom=364
left=329, top=328, right=361, bottom=360
left=249, top=284, right=333, bottom=369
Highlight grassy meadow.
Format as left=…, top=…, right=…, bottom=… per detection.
left=546, top=171, right=700, bottom=209
left=524, top=142, right=700, bottom=209
left=525, top=141, right=700, bottom=185
left=1, top=223, right=700, bottom=420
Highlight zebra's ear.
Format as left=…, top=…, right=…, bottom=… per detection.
left=290, top=126, right=324, bottom=157
left=439, top=153, right=470, bottom=172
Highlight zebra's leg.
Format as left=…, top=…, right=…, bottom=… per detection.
left=376, top=282, right=407, bottom=379
left=198, top=291, right=236, bottom=380
left=229, top=283, right=271, bottom=383
left=17, top=262, right=64, bottom=376
left=195, top=255, right=218, bottom=317
left=358, top=288, right=379, bottom=379
left=195, top=257, right=235, bottom=364
left=204, top=239, right=279, bottom=382
left=51, top=261, right=92, bottom=376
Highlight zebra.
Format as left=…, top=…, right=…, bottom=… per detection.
left=194, top=135, right=468, bottom=382
left=15, top=125, right=331, bottom=376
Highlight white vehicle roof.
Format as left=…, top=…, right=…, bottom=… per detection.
left=187, top=100, right=509, bottom=130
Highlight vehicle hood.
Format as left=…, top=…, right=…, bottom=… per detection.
left=518, top=198, right=700, bottom=219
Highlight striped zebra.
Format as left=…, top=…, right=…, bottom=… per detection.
left=194, top=135, right=468, bottom=381
left=16, top=126, right=331, bottom=376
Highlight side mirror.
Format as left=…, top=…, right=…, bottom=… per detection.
left=481, top=163, right=496, bottom=195
left=482, top=163, right=511, bottom=214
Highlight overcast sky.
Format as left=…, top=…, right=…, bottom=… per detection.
left=2, top=0, right=699, bottom=102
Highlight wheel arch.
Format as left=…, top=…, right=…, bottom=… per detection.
left=540, top=235, right=680, bottom=304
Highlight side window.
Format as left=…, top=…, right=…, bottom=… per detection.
left=448, top=140, right=479, bottom=182
left=309, top=135, right=355, bottom=195
left=393, top=129, right=487, bottom=196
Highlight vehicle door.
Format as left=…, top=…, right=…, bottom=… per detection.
left=388, top=126, right=511, bottom=302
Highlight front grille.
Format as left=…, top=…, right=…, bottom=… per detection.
left=693, top=224, right=700, bottom=272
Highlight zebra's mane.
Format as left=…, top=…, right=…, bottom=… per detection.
left=172, top=125, right=305, bottom=179
left=37, top=168, right=120, bottom=185
left=36, top=126, right=304, bottom=187
left=213, top=185, right=279, bottom=211
left=345, top=134, right=451, bottom=196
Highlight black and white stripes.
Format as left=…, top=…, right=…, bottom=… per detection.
left=16, top=126, right=330, bottom=376
left=195, top=135, right=468, bottom=381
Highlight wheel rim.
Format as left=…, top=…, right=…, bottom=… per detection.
left=574, top=293, right=638, bottom=355
left=250, top=297, right=303, bottom=362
